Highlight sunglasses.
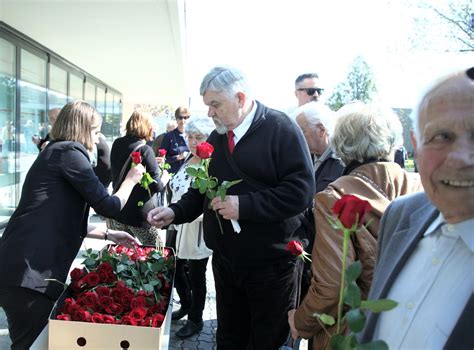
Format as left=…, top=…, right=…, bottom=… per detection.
left=177, top=115, right=190, bottom=120
left=297, top=87, right=324, bottom=96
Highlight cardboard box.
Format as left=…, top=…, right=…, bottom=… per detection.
left=48, top=245, right=175, bottom=349
left=48, top=298, right=171, bottom=349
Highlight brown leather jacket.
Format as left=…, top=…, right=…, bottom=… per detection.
left=294, top=162, right=422, bottom=349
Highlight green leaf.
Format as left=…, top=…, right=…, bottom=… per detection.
left=83, top=258, right=97, bottom=267
left=198, top=182, right=207, bottom=194
left=360, top=299, right=398, bottom=313
left=312, top=312, right=335, bottom=326
left=345, top=261, right=362, bottom=285
left=143, top=283, right=154, bottom=292
left=191, top=180, right=200, bottom=189
left=331, top=334, right=357, bottom=350
left=186, top=166, right=199, bottom=177
left=356, top=340, right=389, bottom=350
left=344, top=282, right=361, bottom=308
left=206, top=190, right=215, bottom=200
left=208, top=180, right=217, bottom=189
left=116, top=264, right=128, bottom=273
left=346, top=308, right=366, bottom=333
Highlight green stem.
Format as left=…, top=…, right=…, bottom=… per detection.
left=336, top=229, right=350, bottom=334
left=215, top=212, right=224, bottom=234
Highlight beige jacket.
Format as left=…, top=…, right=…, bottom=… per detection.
left=294, top=162, right=422, bottom=349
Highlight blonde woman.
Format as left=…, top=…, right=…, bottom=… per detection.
left=109, top=110, right=170, bottom=245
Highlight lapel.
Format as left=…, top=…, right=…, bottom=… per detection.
left=372, top=201, right=438, bottom=301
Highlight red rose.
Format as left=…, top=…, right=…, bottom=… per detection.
left=105, top=303, right=123, bottom=316
left=120, top=316, right=138, bottom=325
left=332, top=194, right=372, bottom=229
left=95, top=286, right=111, bottom=297
left=131, top=151, right=142, bottom=164
left=286, top=240, right=304, bottom=256
left=158, top=148, right=167, bottom=157
left=152, top=313, right=165, bottom=327
left=70, top=268, right=85, bottom=282
left=129, top=307, right=148, bottom=320
left=57, top=314, right=71, bottom=321
left=131, top=296, right=147, bottom=309
left=84, top=272, right=101, bottom=287
left=98, top=296, right=114, bottom=309
left=72, top=308, right=91, bottom=322
left=77, top=292, right=98, bottom=309
left=91, top=313, right=104, bottom=323
left=102, top=315, right=116, bottom=324
left=196, top=142, right=214, bottom=159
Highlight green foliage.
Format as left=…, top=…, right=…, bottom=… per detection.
left=327, top=56, right=377, bottom=111
left=360, top=299, right=398, bottom=313
left=314, top=312, right=336, bottom=326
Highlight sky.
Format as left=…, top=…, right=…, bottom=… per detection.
left=184, top=0, right=473, bottom=113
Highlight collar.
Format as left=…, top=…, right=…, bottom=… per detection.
left=424, top=213, right=474, bottom=252
left=316, top=147, right=333, bottom=163
left=233, top=100, right=257, bottom=143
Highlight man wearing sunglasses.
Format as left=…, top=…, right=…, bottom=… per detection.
left=161, top=106, right=191, bottom=174
left=295, top=73, right=324, bottom=106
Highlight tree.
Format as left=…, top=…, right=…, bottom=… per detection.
left=410, top=0, right=473, bottom=52
left=327, top=56, right=377, bottom=111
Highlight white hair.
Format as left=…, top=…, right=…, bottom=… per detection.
left=199, top=66, right=252, bottom=100
left=294, top=102, right=337, bottom=135
left=331, top=102, right=403, bottom=165
left=185, top=115, right=215, bottom=137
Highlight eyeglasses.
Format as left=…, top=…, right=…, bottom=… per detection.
left=297, top=87, right=324, bottom=96
left=177, top=115, right=190, bottom=120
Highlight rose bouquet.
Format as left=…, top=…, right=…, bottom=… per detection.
left=53, top=244, right=175, bottom=327
left=185, top=142, right=242, bottom=234
left=156, top=148, right=171, bottom=173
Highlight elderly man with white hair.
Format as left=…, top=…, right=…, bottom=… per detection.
left=294, top=102, right=344, bottom=193
left=288, top=102, right=422, bottom=350
left=359, top=67, right=474, bottom=349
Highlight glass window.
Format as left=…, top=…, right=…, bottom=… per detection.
left=69, top=73, right=83, bottom=101
left=49, top=63, right=67, bottom=109
left=85, top=81, right=96, bottom=107
left=0, top=37, right=16, bottom=221
left=113, top=94, right=122, bottom=138
left=103, top=90, right=114, bottom=141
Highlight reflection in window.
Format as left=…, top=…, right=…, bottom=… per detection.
left=69, top=73, right=83, bottom=100
left=85, top=81, right=96, bottom=107
left=103, top=91, right=114, bottom=141
left=0, top=38, right=16, bottom=219
left=49, top=64, right=67, bottom=109
left=113, top=95, right=122, bottom=139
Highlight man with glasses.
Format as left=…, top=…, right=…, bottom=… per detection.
left=161, top=106, right=191, bottom=174
left=295, top=73, right=324, bottom=106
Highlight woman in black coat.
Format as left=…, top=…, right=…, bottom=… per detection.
left=109, top=110, right=170, bottom=245
left=0, top=101, right=144, bottom=350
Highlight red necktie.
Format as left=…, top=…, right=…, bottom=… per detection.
left=227, top=130, right=235, bottom=154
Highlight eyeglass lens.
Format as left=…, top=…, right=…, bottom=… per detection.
left=305, top=88, right=324, bottom=96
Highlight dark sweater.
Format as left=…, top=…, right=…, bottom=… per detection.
left=110, top=135, right=164, bottom=227
left=170, top=101, right=315, bottom=267
left=161, top=128, right=189, bottom=174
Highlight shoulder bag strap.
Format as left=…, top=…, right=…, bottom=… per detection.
left=112, top=142, right=146, bottom=194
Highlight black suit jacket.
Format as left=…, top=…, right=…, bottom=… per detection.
left=0, top=141, right=122, bottom=300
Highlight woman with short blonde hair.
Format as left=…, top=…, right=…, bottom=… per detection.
left=290, top=103, right=422, bottom=349
left=125, top=110, right=155, bottom=141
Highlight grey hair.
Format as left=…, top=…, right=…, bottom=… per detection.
left=295, top=73, right=319, bottom=88
left=185, top=115, right=215, bottom=138
left=411, top=67, right=474, bottom=144
left=199, top=66, right=252, bottom=100
left=294, top=102, right=337, bottom=135
left=331, top=102, right=403, bottom=165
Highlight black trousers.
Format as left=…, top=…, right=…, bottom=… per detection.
left=0, top=287, right=55, bottom=350
left=174, top=257, right=209, bottom=323
left=212, top=254, right=302, bottom=350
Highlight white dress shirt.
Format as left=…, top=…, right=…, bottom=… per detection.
left=230, top=100, right=257, bottom=146
left=373, top=214, right=474, bottom=349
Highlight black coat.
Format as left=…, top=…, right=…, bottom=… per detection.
left=170, top=101, right=315, bottom=266
left=0, top=141, right=121, bottom=300
left=110, top=135, right=165, bottom=227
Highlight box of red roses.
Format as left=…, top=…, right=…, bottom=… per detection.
left=48, top=244, right=175, bottom=349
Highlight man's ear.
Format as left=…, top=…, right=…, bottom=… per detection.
left=410, top=129, right=417, bottom=156
left=236, top=91, right=246, bottom=108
